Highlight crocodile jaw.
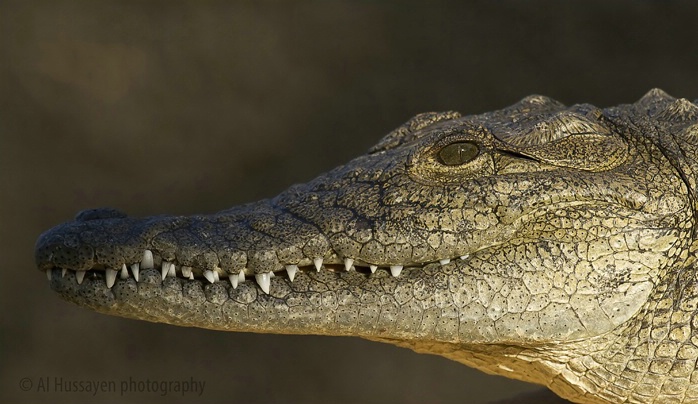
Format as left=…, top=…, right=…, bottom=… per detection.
left=36, top=193, right=675, bottom=345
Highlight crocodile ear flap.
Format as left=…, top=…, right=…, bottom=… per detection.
left=496, top=106, right=629, bottom=172
left=513, top=133, right=628, bottom=172
left=369, top=111, right=461, bottom=153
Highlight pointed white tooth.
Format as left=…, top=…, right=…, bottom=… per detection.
left=439, top=258, right=451, bottom=265
left=141, top=250, right=154, bottom=269
left=229, top=274, right=239, bottom=289
left=168, top=263, right=176, bottom=277
left=390, top=265, right=403, bottom=277
left=285, top=265, right=298, bottom=282
left=213, top=270, right=220, bottom=282
left=161, top=262, right=170, bottom=280
left=313, top=257, right=323, bottom=272
left=61, top=268, right=67, bottom=278
left=255, top=272, right=271, bottom=294
left=369, top=265, right=377, bottom=274
left=203, top=270, right=216, bottom=284
left=76, top=270, right=87, bottom=284
left=460, top=255, right=468, bottom=260
left=181, top=266, right=192, bottom=278
left=46, top=269, right=52, bottom=281
left=105, top=268, right=117, bottom=288
left=120, top=263, right=129, bottom=279
left=188, top=273, right=194, bottom=280
left=238, top=269, right=245, bottom=283
left=130, top=263, right=140, bottom=282
left=344, top=258, right=354, bottom=271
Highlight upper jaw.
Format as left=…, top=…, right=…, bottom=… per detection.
left=35, top=207, right=473, bottom=295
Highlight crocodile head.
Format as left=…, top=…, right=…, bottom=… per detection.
left=35, top=89, right=698, bottom=403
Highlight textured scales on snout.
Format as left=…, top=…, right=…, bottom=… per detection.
left=35, top=89, right=698, bottom=403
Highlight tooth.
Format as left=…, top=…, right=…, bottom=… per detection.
left=76, top=270, right=87, bottom=284
left=181, top=266, right=192, bottom=278
left=120, top=263, right=129, bottom=279
left=255, top=272, right=271, bottom=294
left=161, top=262, right=170, bottom=280
left=238, top=269, right=245, bottom=283
left=460, top=255, right=468, bottom=260
left=313, top=257, right=323, bottom=272
left=106, top=269, right=117, bottom=288
left=285, top=265, right=298, bottom=282
left=46, top=269, right=52, bottom=281
left=168, top=263, right=176, bottom=277
left=213, top=270, right=220, bottom=282
left=188, top=273, right=194, bottom=280
left=203, top=270, right=216, bottom=284
left=390, top=265, right=403, bottom=277
left=141, top=250, right=154, bottom=269
left=61, top=268, right=67, bottom=277
left=344, top=258, right=354, bottom=271
left=130, top=263, right=140, bottom=282
left=439, top=259, right=451, bottom=265
left=229, top=274, right=239, bottom=289
left=369, top=265, right=377, bottom=274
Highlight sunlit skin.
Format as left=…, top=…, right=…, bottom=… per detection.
left=36, top=89, right=698, bottom=403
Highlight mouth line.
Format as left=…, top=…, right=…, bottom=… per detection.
left=43, top=249, right=470, bottom=295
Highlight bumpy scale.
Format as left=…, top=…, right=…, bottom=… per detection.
left=35, top=90, right=698, bottom=403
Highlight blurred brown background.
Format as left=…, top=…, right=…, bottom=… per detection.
left=2, top=1, right=698, bottom=403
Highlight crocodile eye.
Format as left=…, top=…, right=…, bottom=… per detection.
left=437, top=142, right=479, bottom=166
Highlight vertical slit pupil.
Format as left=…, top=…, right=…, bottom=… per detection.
left=438, top=142, right=479, bottom=165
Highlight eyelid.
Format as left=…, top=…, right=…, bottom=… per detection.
left=406, top=130, right=496, bottom=185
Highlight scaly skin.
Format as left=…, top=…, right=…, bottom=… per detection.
left=35, top=89, right=698, bottom=403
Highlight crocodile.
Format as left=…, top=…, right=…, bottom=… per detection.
left=35, top=89, right=698, bottom=403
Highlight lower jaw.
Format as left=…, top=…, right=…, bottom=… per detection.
left=46, top=266, right=426, bottom=337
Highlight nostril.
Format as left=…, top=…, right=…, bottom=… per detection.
left=75, top=208, right=128, bottom=222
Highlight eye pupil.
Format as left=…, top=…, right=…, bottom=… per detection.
left=438, top=142, right=479, bottom=165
